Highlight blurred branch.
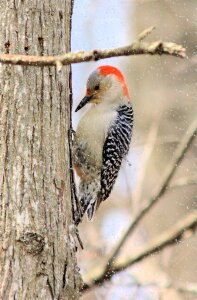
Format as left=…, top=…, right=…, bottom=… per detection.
left=142, top=280, right=197, bottom=296
left=163, top=282, right=197, bottom=296
left=168, top=177, right=197, bottom=190
left=174, top=283, right=197, bottom=295
left=0, top=27, right=186, bottom=67
left=82, top=211, right=197, bottom=292
left=133, top=136, right=183, bottom=148
left=132, top=113, right=160, bottom=208
left=103, top=119, right=197, bottom=273
left=82, top=119, right=197, bottom=292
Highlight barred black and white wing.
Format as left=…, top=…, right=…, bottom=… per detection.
left=100, top=104, right=134, bottom=201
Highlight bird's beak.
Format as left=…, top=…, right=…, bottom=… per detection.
left=75, top=95, right=93, bottom=112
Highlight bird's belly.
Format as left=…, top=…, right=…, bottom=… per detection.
left=74, top=123, right=104, bottom=172
left=74, top=109, right=116, bottom=180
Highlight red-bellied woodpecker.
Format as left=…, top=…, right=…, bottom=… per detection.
left=73, top=65, right=134, bottom=225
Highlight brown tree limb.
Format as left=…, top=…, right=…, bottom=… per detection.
left=0, top=27, right=186, bottom=67
left=102, top=119, right=197, bottom=274
left=82, top=211, right=197, bottom=292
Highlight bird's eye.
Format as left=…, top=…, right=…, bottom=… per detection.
left=94, top=85, right=100, bottom=91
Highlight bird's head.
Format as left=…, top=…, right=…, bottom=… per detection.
left=75, top=65, right=130, bottom=112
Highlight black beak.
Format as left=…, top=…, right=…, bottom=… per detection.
left=75, top=95, right=93, bottom=112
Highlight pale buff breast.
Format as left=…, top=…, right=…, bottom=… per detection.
left=74, top=105, right=117, bottom=177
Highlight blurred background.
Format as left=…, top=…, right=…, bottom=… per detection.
left=72, top=0, right=197, bottom=299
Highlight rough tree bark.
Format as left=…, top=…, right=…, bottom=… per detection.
left=0, top=1, right=81, bottom=299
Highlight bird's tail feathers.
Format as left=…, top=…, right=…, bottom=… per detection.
left=75, top=179, right=100, bottom=224
left=86, top=197, right=98, bottom=221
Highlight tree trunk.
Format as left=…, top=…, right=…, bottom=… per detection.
left=0, top=1, right=81, bottom=299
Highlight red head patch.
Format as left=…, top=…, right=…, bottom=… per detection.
left=97, top=65, right=130, bottom=99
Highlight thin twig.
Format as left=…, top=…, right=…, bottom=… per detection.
left=168, top=177, right=196, bottom=190
left=139, top=280, right=197, bottom=296
left=0, top=27, right=186, bottom=67
left=138, top=26, right=156, bottom=41
left=132, top=113, right=160, bottom=211
left=132, top=136, right=183, bottom=148
left=82, top=211, right=197, bottom=291
left=161, top=281, right=197, bottom=296
left=175, top=283, right=197, bottom=295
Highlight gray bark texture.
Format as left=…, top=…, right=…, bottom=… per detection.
left=0, top=1, right=81, bottom=299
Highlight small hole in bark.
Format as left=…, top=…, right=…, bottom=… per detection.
left=38, top=36, right=44, bottom=45
left=59, top=11, right=63, bottom=20
left=5, top=40, right=10, bottom=53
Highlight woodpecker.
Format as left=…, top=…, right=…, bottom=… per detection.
left=73, top=65, right=134, bottom=225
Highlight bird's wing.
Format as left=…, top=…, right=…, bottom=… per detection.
left=100, top=104, right=134, bottom=202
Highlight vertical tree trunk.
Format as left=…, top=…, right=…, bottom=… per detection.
left=0, top=1, right=81, bottom=299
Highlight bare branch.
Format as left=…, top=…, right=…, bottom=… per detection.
left=82, top=211, right=197, bottom=291
left=175, top=283, right=197, bottom=295
left=132, top=113, right=160, bottom=209
left=139, top=280, right=197, bottom=296
left=138, top=26, right=156, bottom=41
left=0, top=27, right=186, bottom=67
left=168, top=177, right=197, bottom=190
left=102, top=119, right=197, bottom=274
left=81, top=119, right=197, bottom=292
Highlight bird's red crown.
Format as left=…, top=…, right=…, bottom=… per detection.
left=97, top=65, right=130, bottom=99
